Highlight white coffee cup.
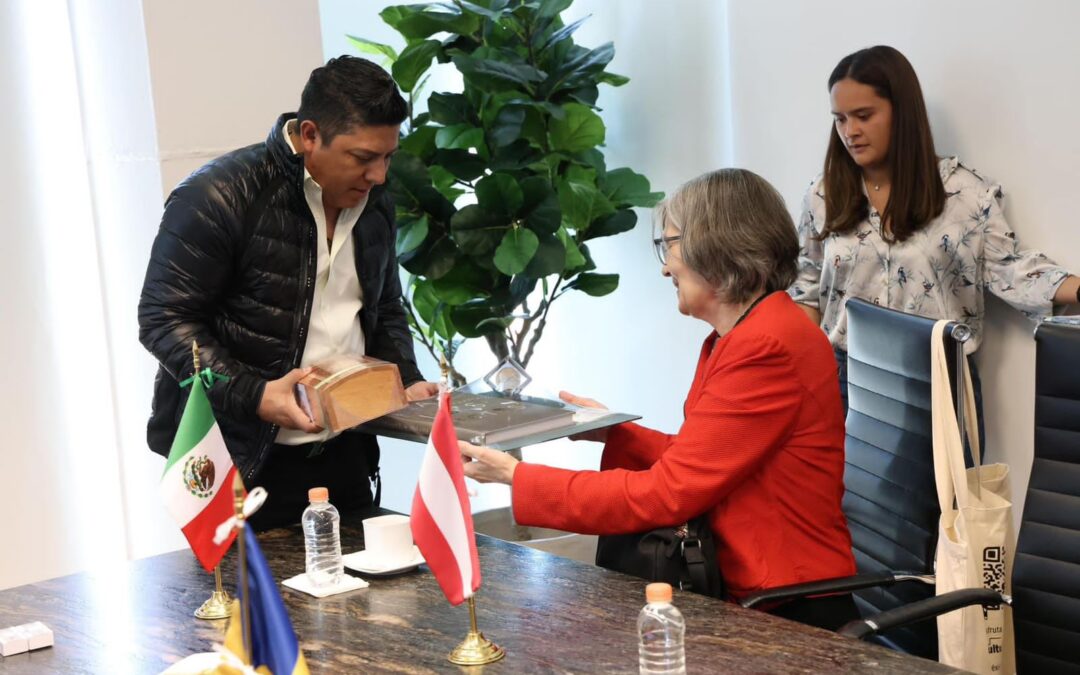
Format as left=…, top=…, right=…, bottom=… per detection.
left=362, top=514, right=414, bottom=567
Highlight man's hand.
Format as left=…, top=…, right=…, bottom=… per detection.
left=559, top=390, right=611, bottom=443
left=406, top=381, right=440, bottom=401
left=257, top=368, right=323, bottom=432
left=460, top=441, right=519, bottom=485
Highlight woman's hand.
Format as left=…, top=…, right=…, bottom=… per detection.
left=460, top=441, right=519, bottom=485
left=559, top=390, right=611, bottom=443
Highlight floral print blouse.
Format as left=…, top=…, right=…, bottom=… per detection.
left=788, top=157, right=1068, bottom=353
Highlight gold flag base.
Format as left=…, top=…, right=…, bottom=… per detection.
left=194, top=566, right=231, bottom=620
left=447, top=596, right=505, bottom=665
left=448, top=630, right=505, bottom=666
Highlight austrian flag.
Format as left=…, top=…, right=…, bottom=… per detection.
left=410, top=391, right=482, bottom=605
left=159, top=373, right=242, bottom=572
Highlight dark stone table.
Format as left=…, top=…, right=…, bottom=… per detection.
left=0, top=510, right=962, bottom=673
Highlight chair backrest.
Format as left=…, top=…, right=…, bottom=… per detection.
left=1013, top=320, right=1080, bottom=673
left=844, top=298, right=960, bottom=658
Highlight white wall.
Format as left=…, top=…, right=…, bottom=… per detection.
left=319, top=0, right=733, bottom=516
left=725, top=0, right=1080, bottom=524
left=131, top=0, right=325, bottom=555
left=0, top=0, right=128, bottom=590
left=0, top=0, right=326, bottom=589
left=325, top=0, right=1080, bottom=528
left=6, top=0, right=1076, bottom=589
left=144, top=0, right=325, bottom=194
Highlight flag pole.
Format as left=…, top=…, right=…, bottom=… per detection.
left=190, top=339, right=232, bottom=621
left=444, top=354, right=504, bottom=665
left=232, top=472, right=252, bottom=663
left=194, top=566, right=231, bottom=619
left=448, top=595, right=505, bottom=665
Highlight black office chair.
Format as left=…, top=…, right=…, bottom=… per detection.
left=743, top=299, right=970, bottom=659
left=838, top=319, right=1080, bottom=674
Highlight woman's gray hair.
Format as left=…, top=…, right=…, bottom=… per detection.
left=654, top=168, right=799, bottom=303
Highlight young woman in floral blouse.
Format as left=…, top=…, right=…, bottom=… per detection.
left=789, top=45, right=1080, bottom=412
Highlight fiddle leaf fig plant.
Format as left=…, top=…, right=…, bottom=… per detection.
left=354, top=0, right=662, bottom=384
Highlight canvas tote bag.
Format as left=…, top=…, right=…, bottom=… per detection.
left=930, top=320, right=1014, bottom=674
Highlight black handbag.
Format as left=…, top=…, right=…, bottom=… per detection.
left=595, top=515, right=724, bottom=598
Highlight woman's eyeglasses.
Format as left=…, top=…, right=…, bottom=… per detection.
left=652, top=235, right=681, bottom=264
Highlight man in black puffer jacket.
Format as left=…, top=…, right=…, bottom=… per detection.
left=139, top=56, right=437, bottom=530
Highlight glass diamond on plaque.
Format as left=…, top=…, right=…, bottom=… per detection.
left=483, top=357, right=532, bottom=396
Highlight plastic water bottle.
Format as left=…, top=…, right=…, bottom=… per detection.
left=638, top=582, right=686, bottom=674
left=302, top=487, right=343, bottom=588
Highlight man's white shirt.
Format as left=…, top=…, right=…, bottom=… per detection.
left=276, top=120, right=367, bottom=445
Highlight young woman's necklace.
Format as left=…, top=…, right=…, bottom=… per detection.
left=864, top=176, right=888, bottom=193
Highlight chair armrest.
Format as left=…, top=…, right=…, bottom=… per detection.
left=740, top=572, right=934, bottom=609
left=837, top=589, right=1010, bottom=639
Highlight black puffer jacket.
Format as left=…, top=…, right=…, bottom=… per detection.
left=139, top=113, right=423, bottom=482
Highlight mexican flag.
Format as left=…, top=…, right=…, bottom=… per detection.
left=160, top=373, right=242, bottom=572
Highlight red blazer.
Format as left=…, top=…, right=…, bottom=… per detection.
left=512, top=292, right=855, bottom=599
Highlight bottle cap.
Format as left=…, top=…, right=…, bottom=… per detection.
left=308, top=487, right=329, bottom=502
left=645, top=582, right=672, bottom=603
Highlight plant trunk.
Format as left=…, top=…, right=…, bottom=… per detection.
left=484, top=333, right=510, bottom=362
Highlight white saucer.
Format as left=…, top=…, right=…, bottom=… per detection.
left=343, top=545, right=425, bottom=576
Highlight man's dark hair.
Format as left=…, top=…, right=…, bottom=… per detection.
left=297, top=56, right=408, bottom=144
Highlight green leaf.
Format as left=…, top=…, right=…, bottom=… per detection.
left=429, top=302, right=456, bottom=340
left=429, top=165, right=465, bottom=202
left=452, top=54, right=546, bottom=92
left=548, top=103, right=605, bottom=153
left=542, top=42, right=615, bottom=98
left=600, top=168, right=664, bottom=208
left=565, top=164, right=596, bottom=185
left=558, top=179, right=615, bottom=231
left=510, top=274, right=538, bottom=306
left=450, top=205, right=506, bottom=253
left=392, top=40, right=440, bottom=93
left=387, top=151, right=435, bottom=211
left=598, top=71, right=630, bottom=87
left=505, top=98, right=566, bottom=120
left=345, top=35, right=398, bottom=62
left=489, top=139, right=543, bottom=171
left=433, top=149, right=487, bottom=180
left=475, top=316, right=515, bottom=331
left=435, top=124, right=486, bottom=151
left=396, top=215, right=429, bottom=255
left=399, top=126, right=438, bottom=160
left=412, top=280, right=457, bottom=340
left=572, top=148, right=606, bottom=173
left=412, top=278, right=439, bottom=319
left=423, top=236, right=460, bottom=280
left=523, top=233, right=565, bottom=277
left=380, top=6, right=481, bottom=40
left=428, top=92, right=475, bottom=126
left=451, top=300, right=503, bottom=338
left=565, top=84, right=599, bottom=107
left=432, top=258, right=492, bottom=304
left=520, top=176, right=561, bottom=233
left=586, top=208, right=637, bottom=239
left=476, top=172, right=524, bottom=216
left=456, top=0, right=510, bottom=21
left=557, top=227, right=586, bottom=271
left=536, top=0, right=573, bottom=19
left=388, top=152, right=454, bottom=220
left=494, top=228, right=539, bottom=275
left=541, top=15, right=589, bottom=52
left=568, top=272, right=618, bottom=296
left=489, top=106, right=526, bottom=147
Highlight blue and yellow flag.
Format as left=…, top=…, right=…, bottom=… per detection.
left=224, top=526, right=309, bottom=675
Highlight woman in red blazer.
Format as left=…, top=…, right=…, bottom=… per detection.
left=461, top=169, right=857, bottom=630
